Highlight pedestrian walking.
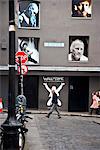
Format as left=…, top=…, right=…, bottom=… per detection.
left=90, top=91, right=99, bottom=115
left=97, top=91, right=100, bottom=114
left=46, top=88, right=61, bottom=119
left=43, top=82, right=65, bottom=118
left=43, top=83, right=65, bottom=107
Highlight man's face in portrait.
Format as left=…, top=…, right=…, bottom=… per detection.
left=28, top=3, right=38, bottom=16
left=81, top=1, right=90, bottom=12
left=79, top=0, right=91, bottom=17
left=76, top=0, right=90, bottom=15
left=20, top=39, right=31, bottom=55
left=78, top=1, right=89, bottom=10
left=71, top=40, right=84, bottom=61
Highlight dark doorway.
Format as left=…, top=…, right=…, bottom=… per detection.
left=68, top=76, right=89, bottom=112
left=23, top=76, right=38, bottom=109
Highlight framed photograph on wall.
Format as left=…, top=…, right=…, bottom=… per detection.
left=71, top=0, right=92, bottom=18
left=68, top=36, right=89, bottom=62
left=15, top=0, right=40, bottom=28
left=18, top=37, right=39, bottom=65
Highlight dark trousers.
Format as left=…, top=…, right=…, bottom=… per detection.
left=47, top=104, right=60, bottom=117
left=90, top=108, right=99, bottom=115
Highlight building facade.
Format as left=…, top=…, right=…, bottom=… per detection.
left=0, top=0, right=100, bottom=112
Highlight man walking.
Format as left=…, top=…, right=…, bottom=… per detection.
left=46, top=88, right=61, bottom=119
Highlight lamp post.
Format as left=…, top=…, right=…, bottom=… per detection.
left=18, top=57, right=24, bottom=95
left=1, top=0, right=22, bottom=149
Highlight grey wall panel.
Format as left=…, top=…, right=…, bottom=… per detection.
left=0, top=1, right=9, bottom=65
left=15, top=0, right=100, bottom=67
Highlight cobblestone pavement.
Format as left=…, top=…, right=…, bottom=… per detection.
left=0, top=112, right=100, bottom=150
left=26, top=113, right=100, bottom=150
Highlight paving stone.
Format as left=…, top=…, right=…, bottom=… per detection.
left=0, top=112, right=100, bottom=150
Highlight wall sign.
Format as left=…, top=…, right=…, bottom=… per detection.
left=44, top=42, right=64, bottom=47
left=43, top=76, right=64, bottom=82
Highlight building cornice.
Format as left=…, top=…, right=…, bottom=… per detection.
left=0, top=65, right=100, bottom=72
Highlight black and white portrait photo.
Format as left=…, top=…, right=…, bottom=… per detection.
left=16, top=0, right=40, bottom=28
left=68, top=36, right=89, bottom=62
left=18, top=37, right=39, bottom=65
left=72, top=0, right=92, bottom=18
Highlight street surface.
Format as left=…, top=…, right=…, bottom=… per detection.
left=0, top=112, right=100, bottom=150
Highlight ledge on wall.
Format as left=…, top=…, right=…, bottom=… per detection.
left=0, top=65, right=100, bottom=72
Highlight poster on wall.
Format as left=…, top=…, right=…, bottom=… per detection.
left=15, top=0, right=40, bottom=28
left=18, top=37, right=39, bottom=65
left=43, top=77, right=65, bottom=107
left=71, top=0, right=92, bottom=18
left=68, top=36, right=89, bottom=62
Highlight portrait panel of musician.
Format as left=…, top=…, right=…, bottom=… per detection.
left=68, top=36, right=89, bottom=62
left=16, top=0, right=40, bottom=28
left=18, top=37, right=39, bottom=65
left=72, top=0, right=92, bottom=18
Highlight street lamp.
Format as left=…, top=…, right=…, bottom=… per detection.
left=1, top=0, right=22, bottom=149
